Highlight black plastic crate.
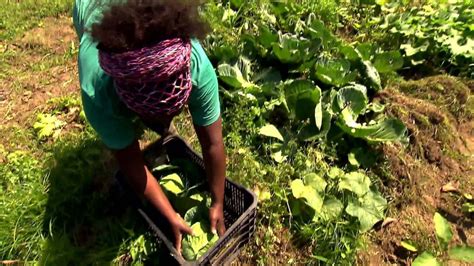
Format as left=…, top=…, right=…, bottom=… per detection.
left=116, top=136, right=257, bottom=265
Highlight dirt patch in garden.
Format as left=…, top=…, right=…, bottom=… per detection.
left=358, top=76, right=474, bottom=265
left=20, top=16, right=76, bottom=54
left=234, top=227, right=310, bottom=266
left=0, top=16, right=79, bottom=150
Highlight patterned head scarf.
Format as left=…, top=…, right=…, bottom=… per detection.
left=98, top=38, right=192, bottom=119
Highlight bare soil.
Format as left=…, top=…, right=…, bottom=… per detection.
left=359, top=76, right=474, bottom=265
left=0, top=16, right=79, bottom=151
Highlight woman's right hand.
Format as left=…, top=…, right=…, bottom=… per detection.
left=113, top=140, right=193, bottom=253
left=169, top=213, right=194, bottom=253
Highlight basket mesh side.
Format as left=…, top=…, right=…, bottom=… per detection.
left=141, top=136, right=257, bottom=265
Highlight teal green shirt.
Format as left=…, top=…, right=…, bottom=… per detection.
left=73, top=0, right=220, bottom=150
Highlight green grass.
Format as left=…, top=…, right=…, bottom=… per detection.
left=0, top=127, right=160, bottom=264
left=0, top=2, right=150, bottom=262
left=0, top=0, right=73, bottom=40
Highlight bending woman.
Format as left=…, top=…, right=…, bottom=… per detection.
left=73, top=0, right=226, bottom=252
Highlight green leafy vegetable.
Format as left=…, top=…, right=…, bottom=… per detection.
left=448, top=246, right=474, bottom=262
left=319, top=197, right=344, bottom=221
left=315, top=59, right=357, bottom=87
left=337, top=109, right=407, bottom=142
left=400, top=241, right=418, bottom=252
left=306, top=14, right=335, bottom=46
left=284, top=80, right=322, bottom=120
left=272, top=33, right=310, bottom=64
left=433, top=212, right=453, bottom=249
left=412, top=252, right=441, bottom=266
left=291, top=179, right=323, bottom=213
left=345, top=190, right=387, bottom=232
left=182, top=222, right=219, bottom=261
left=327, top=167, right=344, bottom=179
left=348, top=147, right=377, bottom=169
left=152, top=164, right=179, bottom=173
left=217, top=57, right=256, bottom=89
left=184, top=204, right=209, bottom=228
left=298, top=108, right=332, bottom=141
left=336, top=84, right=368, bottom=116
left=314, top=98, right=323, bottom=130
left=356, top=43, right=375, bottom=61
left=401, top=42, right=429, bottom=57
left=160, top=174, right=184, bottom=196
left=373, top=51, right=404, bottom=73
left=33, top=113, right=65, bottom=140
left=259, top=124, right=284, bottom=141
left=360, top=60, right=382, bottom=91
left=339, top=44, right=360, bottom=60
left=157, top=172, right=218, bottom=260
left=338, top=172, right=371, bottom=196
left=303, top=173, right=327, bottom=193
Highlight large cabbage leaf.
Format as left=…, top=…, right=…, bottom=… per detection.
left=272, top=33, right=310, bottom=64
left=298, top=108, right=332, bottom=141
left=305, top=14, right=336, bottom=47
left=314, top=59, right=357, bottom=87
left=217, top=57, right=256, bottom=89
left=259, top=124, right=284, bottom=141
left=337, top=109, right=407, bottom=142
left=360, top=60, right=382, bottom=91
left=291, top=179, right=323, bottom=213
left=182, top=222, right=219, bottom=261
left=284, top=80, right=322, bottom=120
left=345, top=189, right=387, bottom=232
left=336, top=83, right=368, bottom=116
left=160, top=174, right=184, bottom=196
left=373, top=51, right=404, bottom=73
left=356, top=43, right=376, bottom=61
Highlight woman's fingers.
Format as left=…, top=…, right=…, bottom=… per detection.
left=209, top=204, right=226, bottom=236
left=210, top=215, right=218, bottom=235
left=217, top=219, right=226, bottom=236
left=181, top=221, right=193, bottom=235
left=173, top=215, right=193, bottom=254
left=174, top=229, right=182, bottom=254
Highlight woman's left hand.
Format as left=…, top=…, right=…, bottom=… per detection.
left=209, top=201, right=226, bottom=236
left=195, top=118, right=227, bottom=236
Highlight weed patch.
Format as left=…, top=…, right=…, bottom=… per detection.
left=364, top=77, right=474, bottom=264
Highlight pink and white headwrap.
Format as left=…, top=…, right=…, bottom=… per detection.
left=99, top=38, right=192, bottom=119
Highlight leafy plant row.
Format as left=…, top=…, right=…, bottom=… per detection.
left=203, top=0, right=407, bottom=256
left=353, top=0, right=474, bottom=77
left=203, top=0, right=472, bottom=263
left=208, top=1, right=407, bottom=153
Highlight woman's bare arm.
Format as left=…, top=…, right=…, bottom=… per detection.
left=113, top=139, right=192, bottom=251
left=194, top=117, right=226, bottom=235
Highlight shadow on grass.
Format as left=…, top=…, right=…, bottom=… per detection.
left=39, top=136, right=154, bottom=265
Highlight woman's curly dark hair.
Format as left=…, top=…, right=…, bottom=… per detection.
left=91, top=0, right=210, bottom=53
